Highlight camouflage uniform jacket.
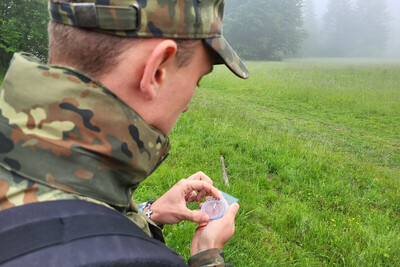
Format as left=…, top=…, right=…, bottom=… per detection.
left=0, top=53, right=228, bottom=266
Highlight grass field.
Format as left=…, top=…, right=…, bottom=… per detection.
left=1, top=59, right=399, bottom=266
left=136, top=58, right=400, bottom=266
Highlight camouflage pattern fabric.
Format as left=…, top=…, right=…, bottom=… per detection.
left=0, top=52, right=171, bottom=209
left=49, top=0, right=249, bottom=79
left=188, top=248, right=231, bottom=267
left=0, top=52, right=227, bottom=266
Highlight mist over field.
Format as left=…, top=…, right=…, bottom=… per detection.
left=0, top=0, right=399, bottom=67
left=311, top=0, right=400, bottom=58
left=224, top=0, right=400, bottom=60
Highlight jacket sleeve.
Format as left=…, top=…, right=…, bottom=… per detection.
left=188, top=248, right=232, bottom=267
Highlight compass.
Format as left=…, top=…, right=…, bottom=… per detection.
left=201, top=198, right=227, bottom=220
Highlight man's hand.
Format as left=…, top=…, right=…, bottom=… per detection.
left=190, top=200, right=239, bottom=256
left=147, top=172, right=222, bottom=225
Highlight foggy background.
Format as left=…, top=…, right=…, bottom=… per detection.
left=311, top=0, right=400, bottom=58
left=1, top=0, right=399, bottom=66
left=224, top=0, right=400, bottom=60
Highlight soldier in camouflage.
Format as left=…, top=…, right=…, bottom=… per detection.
left=0, top=0, right=249, bottom=266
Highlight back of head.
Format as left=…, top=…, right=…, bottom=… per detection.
left=49, top=1, right=201, bottom=78
left=48, top=0, right=249, bottom=79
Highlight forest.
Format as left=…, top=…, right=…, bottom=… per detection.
left=0, top=0, right=398, bottom=67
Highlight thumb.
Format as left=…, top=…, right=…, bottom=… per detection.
left=184, top=209, right=210, bottom=223
left=223, top=203, right=240, bottom=221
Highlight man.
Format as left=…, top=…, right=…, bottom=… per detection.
left=0, top=0, right=249, bottom=265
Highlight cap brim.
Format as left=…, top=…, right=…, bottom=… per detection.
left=204, top=36, right=249, bottom=79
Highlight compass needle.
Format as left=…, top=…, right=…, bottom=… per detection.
left=201, top=198, right=227, bottom=220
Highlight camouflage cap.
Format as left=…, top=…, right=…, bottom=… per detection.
left=49, top=0, right=249, bottom=79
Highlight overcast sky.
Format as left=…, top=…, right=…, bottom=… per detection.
left=313, top=0, right=400, bottom=24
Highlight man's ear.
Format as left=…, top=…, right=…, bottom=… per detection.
left=140, top=40, right=178, bottom=101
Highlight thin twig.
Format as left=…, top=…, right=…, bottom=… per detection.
left=220, top=155, right=229, bottom=186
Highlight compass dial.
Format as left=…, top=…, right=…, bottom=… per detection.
left=201, top=198, right=227, bottom=220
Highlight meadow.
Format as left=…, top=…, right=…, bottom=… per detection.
left=1, top=58, right=399, bottom=266
left=136, top=58, right=400, bottom=266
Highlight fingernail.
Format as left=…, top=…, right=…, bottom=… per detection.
left=202, top=214, right=209, bottom=222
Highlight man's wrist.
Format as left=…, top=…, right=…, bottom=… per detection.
left=193, top=238, right=224, bottom=256
left=141, top=200, right=164, bottom=229
left=197, top=243, right=223, bottom=255
left=144, top=200, right=155, bottom=219
left=146, top=200, right=163, bottom=226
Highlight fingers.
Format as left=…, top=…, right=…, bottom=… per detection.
left=191, top=202, right=240, bottom=253
left=224, top=203, right=240, bottom=221
left=204, top=196, right=213, bottom=201
left=198, top=201, right=239, bottom=221
left=180, top=179, right=222, bottom=200
left=198, top=196, right=213, bottom=209
left=187, top=171, right=214, bottom=185
left=184, top=209, right=210, bottom=224
left=195, top=190, right=207, bottom=202
left=185, top=172, right=218, bottom=202
left=186, top=191, right=197, bottom=202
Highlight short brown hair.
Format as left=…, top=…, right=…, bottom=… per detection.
left=48, top=1, right=199, bottom=78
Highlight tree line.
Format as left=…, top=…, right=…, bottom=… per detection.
left=301, top=0, right=391, bottom=57
left=224, top=0, right=305, bottom=61
left=0, top=0, right=392, bottom=68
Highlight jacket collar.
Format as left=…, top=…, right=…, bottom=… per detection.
left=0, top=53, right=170, bottom=208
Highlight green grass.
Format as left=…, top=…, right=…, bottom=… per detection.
left=2, top=59, right=397, bottom=265
left=136, top=58, right=400, bottom=266
left=0, top=66, right=5, bottom=84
